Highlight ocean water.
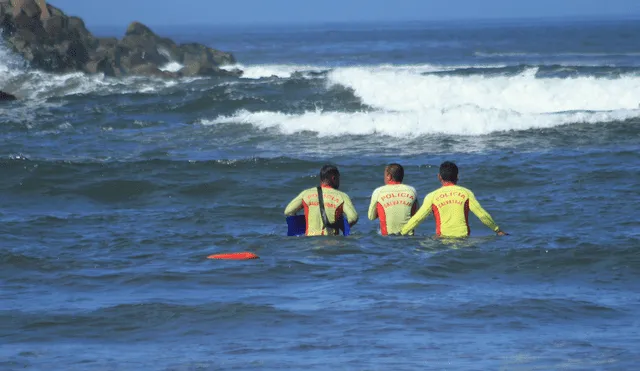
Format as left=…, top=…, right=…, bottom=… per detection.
left=1, top=18, right=640, bottom=370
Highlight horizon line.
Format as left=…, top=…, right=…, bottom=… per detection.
left=83, top=13, right=640, bottom=30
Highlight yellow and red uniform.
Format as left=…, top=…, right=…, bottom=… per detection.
left=284, top=185, right=358, bottom=236
left=368, top=182, right=418, bottom=235
left=401, top=183, right=500, bottom=237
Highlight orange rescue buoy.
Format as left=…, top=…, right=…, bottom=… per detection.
left=207, top=252, right=259, bottom=260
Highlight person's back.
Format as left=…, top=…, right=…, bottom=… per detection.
left=286, top=186, right=356, bottom=236
left=417, top=184, right=490, bottom=237
left=284, top=165, right=358, bottom=236
left=401, top=161, right=507, bottom=238
left=368, top=164, right=418, bottom=235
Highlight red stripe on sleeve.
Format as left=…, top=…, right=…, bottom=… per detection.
left=335, top=203, right=344, bottom=236
left=432, top=205, right=441, bottom=236
left=464, top=199, right=470, bottom=236
left=303, top=200, right=309, bottom=236
left=376, top=203, right=388, bottom=236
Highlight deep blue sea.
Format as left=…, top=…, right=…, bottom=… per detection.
left=1, top=17, right=640, bottom=370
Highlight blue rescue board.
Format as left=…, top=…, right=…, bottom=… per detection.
left=286, top=215, right=350, bottom=236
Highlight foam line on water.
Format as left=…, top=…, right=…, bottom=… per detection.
left=220, top=63, right=327, bottom=79
left=203, top=108, right=640, bottom=137
left=218, top=63, right=493, bottom=79
left=204, top=66, right=640, bottom=136
left=327, top=67, right=640, bottom=113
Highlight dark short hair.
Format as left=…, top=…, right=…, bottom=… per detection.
left=320, top=164, right=340, bottom=182
left=439, top=161, right=458, bottom=182
left=386, top=163, right=404, bottom=182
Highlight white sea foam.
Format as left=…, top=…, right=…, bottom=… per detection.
left=220, top=63, right=328, bottom=79
left=0, top=41, right=190, bottom=100
left=219, top=62, right=491, bottom=80
left=204, top=108, right=639, bottom=137
left=0, top=40, right=26, bottom=86
left=159, top=61, right=184, bottom=73
left=327, top=67, right=640, bottom=113
left=205, top=66, right=640, bottom=136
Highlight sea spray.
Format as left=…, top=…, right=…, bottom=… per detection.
left=205, top=65, right=640, bottom=136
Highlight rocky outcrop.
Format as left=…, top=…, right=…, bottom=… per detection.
left=0, top=0, right=242, bottom=78
left=0, top=90, right=17, bottom=101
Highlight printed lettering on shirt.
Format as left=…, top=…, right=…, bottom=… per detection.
left=435, top=191, right=467, bottom=202
left=307, top=201, right=340, bottom=208
left=437, top=199, right=465, bottom=208
left=324, top=194, right=341, bottom=202
left=380, top=192, right=415, bottom=201
left=383, top=200, right=414, bottom=208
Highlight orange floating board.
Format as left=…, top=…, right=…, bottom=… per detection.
left=207, top=252, right=259, bottom=260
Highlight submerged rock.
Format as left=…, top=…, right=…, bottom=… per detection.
left=0, top=90, right=17, bottom=101
left=0, top=0, right=241, bottom=78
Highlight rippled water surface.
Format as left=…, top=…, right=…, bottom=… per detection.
left=1, top=18, right=640, bottom=370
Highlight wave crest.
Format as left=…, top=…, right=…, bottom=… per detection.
left=206, top=66, right=640, bottom=136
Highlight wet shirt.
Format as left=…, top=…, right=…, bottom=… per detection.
left=284, top=185, right=359, bottom=236
left=368, top=183, right=418, bottom=235
left=401, top=184, right=500, bottom=237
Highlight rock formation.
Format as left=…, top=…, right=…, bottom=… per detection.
left=0, top=90, right=17, bottom=101
left=0, top=0, right=242, bottom=78
left=10, top=0, right=50, bottom=20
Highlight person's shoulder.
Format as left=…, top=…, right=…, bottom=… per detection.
left=334, top=188, right=354, bottom=199
left=454, top=185, right=475, bottom=197
left=428, top=186, right=442, bottom=195
left=424, top=186, right=446, bottom=200
left=371, top=185, right=387, bottom=195
left=336, top=188, right=352, bottom=196
left=299, top=187, right=317, bottom=196
left=401, top=184, right=418, bottom=195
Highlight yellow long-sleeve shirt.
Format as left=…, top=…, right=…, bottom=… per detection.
left=284, top=185, right=359, bottom=236
left=401, top=184, right=500, bottom=237
left=368, top=182, right=418, bottom=235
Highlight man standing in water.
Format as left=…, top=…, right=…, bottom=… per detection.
left=285, top=165, right=358, bottom=236
left=401, top=161, right=507, bottom=237
left=368, top=163, right=419, bottom=235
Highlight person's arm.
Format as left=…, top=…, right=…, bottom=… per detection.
left=342, top=195, right=359, bottom=226
left=468, top=191, right=507, bottom=235
left=401, top=192, right=434, bottom=235
left=284, top=191, right=305, bottom=216
left=410, top=187, right=419, bottom=216
left=367, top=188, right=381, bottom=220
left=411, top=200, right=419, bottom=216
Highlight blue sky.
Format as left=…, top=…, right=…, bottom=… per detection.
left=52, top=0, right=640, bottom=27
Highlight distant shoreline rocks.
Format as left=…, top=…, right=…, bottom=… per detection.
left=0, top=0, right=242, bottom=78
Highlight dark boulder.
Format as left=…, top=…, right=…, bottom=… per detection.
left=1, top=1, right=94, bottom=73
left=0, top=1, right=241, bottom=78
left=130, top=63, right=178, bottom=79
left=178, top=60, right=241, bottom=78
left=118, top=22, right=171, bottom=70
left=179, top=42, right=235, bottom=68
left=0, top=91, right=17, bottom=101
